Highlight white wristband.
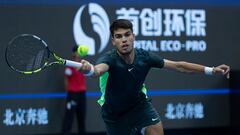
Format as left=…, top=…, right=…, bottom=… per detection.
left=204, top=66, right=214, bottom=75
left=84, top=64, right=94, bottom=76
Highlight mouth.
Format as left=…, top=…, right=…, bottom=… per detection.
left=122, top=44, right=129, bottom=50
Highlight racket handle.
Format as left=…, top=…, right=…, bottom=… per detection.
left=65, top=60, right=82, bottom=68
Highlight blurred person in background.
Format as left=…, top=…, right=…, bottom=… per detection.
left=62, top=45, right=87, bottom=135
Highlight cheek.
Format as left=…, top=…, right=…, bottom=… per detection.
left=112, top=40, right=120, bottom=46
left=129, top=38, right=135, bottom=45
left=130, top=38, right=134, bottom=42
left=129, top=36, right=135, bottom=42
left=112, top=39, right=118, bottom=46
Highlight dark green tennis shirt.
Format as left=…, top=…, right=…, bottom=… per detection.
left=96, top=48, right=164, bottom=115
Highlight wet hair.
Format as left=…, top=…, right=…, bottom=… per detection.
left=110, top=19, right=133, bottom=37
left=72, top=45, right=78, bottom=53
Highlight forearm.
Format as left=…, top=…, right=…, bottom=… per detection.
left=164, top=59, right=230, bottom=78
left=164, top=59, right=210, bottom=74
left=175, top=61, right=205, bottom=73
left=80, top=60, right=109, bottom=77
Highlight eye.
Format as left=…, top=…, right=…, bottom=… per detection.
left=114, top=34, right=122, bottom=39
left=125, top=32, right=131, bottom=37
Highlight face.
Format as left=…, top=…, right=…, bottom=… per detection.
left=112, top=28, right=135, bottom=55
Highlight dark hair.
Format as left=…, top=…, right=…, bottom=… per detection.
left=110, top=19, right=133, bottom=37
left=72, top=45, right=78, bottom=53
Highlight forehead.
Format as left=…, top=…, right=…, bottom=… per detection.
left=113, top=28, right=132, bottom=35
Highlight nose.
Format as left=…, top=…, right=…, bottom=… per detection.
left=122, top=36, right=127, bottom=42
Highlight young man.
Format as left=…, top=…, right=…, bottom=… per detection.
left=62, top=46, right=86, bottom=135
left=80, top=19, right=230, bottom=135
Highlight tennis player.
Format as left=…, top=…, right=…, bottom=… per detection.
left=80, top=19, right=230, bottom=135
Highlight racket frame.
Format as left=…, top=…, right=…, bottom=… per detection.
left=5, top=34, right=82, bottom=74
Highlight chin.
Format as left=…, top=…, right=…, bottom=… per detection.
left=120, top=49, right=132, bottom=55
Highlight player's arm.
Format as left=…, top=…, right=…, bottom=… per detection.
left=79, top=59, right=109, bottom=77
left=93, top=63, right=109, bottom=77
left=163, top=59, right=230, bottom=78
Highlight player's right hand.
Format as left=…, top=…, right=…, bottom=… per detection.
left=80, top=59, right=92, bottom=71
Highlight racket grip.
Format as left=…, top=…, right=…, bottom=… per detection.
left=65, top=60, right=82, bottom=68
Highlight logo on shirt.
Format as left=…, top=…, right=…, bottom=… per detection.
left=151, top=117, right=158, bottom=121
left=128, top=68, right=134, bottom=72
left=73, top=3, right=110, bottom=56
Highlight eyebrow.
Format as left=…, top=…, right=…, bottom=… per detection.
left=114, top=30, right=132, bottom=36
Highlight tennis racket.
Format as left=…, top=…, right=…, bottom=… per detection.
left=5, top=34, right=82, bottom=74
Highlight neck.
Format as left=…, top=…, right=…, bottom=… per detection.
left=117, top=49, right=135, bottom=64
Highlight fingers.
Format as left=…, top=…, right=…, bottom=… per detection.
left=80, top=59, right=92, bottom=71
left=223, top=65, right=230, bottom=75
left=214, top=64, right=230, bottom=79
left=220, top=64, right=230, bottom=74
left=227, top=72, right=230, bottom=79
left=222, top=65, right=230, bottom=79
left=213, top=68, right=224, bottom=74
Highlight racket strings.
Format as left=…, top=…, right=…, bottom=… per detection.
left=6, top=35, right=49, bottom=72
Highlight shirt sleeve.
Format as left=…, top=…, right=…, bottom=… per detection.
left=148, top=51, right=164, bottom=68
left=96, top=52, right=113, bottom=67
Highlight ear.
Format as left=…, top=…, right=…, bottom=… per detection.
left=111, top=38, right=116, bottom=46
left=133, top=33, right=135, bottom=40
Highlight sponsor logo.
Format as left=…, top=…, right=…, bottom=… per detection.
left=73, top=3, right=110, bottom=56
left=151, top=118, right=159, bottom=121
left=128, top=67, right=134, bottom=72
